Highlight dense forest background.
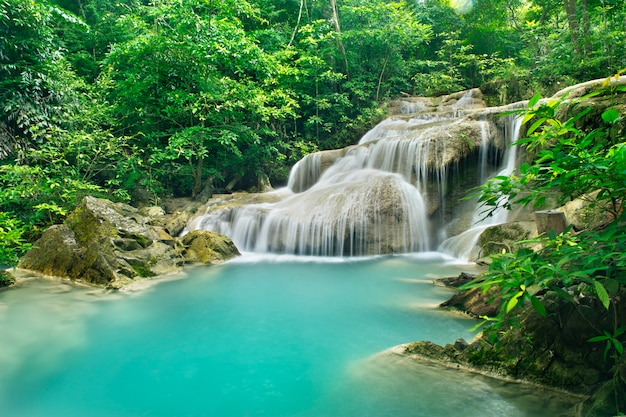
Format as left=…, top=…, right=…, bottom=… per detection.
left=1, top=0, right=625, bottom=264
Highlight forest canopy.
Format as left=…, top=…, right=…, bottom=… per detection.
left=1, top=0, right=625, bottom=265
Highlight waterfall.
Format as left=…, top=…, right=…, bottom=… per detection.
left=185, top=89, right=520, bottom=259
left=438, top=115, right=522, bottom=260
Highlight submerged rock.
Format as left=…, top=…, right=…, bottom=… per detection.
left=19, top=196, right=240, bottom=288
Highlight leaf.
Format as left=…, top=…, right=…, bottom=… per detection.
left=522, top=112, right=535, bottom=125
left=593, top=280, right=611, bottom=310
left=530, top=295, right=547, bottom=317
left=601, top=108, right=620, bottom=125
left=527, top=118, right=546, bottom=135
left=588, top=334, right=609, bottom=343
left=612, top=339, right=624, bottom=356
left=550, top=285, right=574, bottom=303
left=505, top=290, right=524, bottom=313
left=528, top=93, right=541, bottom=108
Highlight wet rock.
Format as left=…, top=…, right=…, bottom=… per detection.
left=439, top=285, right=500, bottom=318
left=19, top=196, right=239, bottom=288
left=434, top=271, right=477, bottom=287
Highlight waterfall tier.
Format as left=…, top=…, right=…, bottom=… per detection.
left=186, top=89, right=522, bottom=258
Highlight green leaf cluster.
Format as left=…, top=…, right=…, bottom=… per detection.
left=468, top=83, right=626, bottom=366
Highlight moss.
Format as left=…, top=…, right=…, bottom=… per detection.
left=478, top=223, right=530, bottom=256
left=0, top=270, right=15, bottom=288
left=131, top=265, right=155, bottom=278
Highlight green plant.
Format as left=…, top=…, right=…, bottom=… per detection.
left=0, top=211, right=32, bottom=268
left=589, top=326, right=626, bottom=362
left=466, top=78, right=626, bottom=330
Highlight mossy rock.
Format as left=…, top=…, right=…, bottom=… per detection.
left=580, top=353, right=626, bottom=417
left=477, top=222, right=533, bottom=257
left=19, top=196, right=239, bottom=288
left=0, top=270, right=15, bottom=288
left=181, top=230, right=240, bottom=264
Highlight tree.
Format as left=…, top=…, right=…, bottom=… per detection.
left=101, top=0, right=298, bottom=196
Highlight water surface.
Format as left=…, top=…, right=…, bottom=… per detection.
left=0, top=254, right=577, bottom=416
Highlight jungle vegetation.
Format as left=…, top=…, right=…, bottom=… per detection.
left=1, top=0, right=625, bottom=266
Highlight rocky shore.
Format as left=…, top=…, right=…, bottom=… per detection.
left=16, top=196, right=240, bottom=289
left=398, top=272, right=626, bottom=417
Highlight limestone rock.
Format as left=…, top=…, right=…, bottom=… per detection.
left=434, top=271, right=477, bottom=287
left=556, top=192, right=614, bottom=231
left=19, top=196, right=239, bottom=288
left=477, top=222, right=535, bottom=257
left=181, top=230, right=240, bottom=264
left=19, top=223, right=117, bottom=285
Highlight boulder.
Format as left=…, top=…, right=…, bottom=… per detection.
left=0, top=270, right=15, bottom=288
left=477, top=222, right=535, bottom=257
left=556, top=192, right=614, bottom=231
left=19, top=196, right=240, bottom=288
left=181, top=230, right=240, bottom=264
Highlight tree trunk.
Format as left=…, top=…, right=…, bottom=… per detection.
left=580, top=0, right=591, bottom=55
left=564, top=0, right=581, bottom=57
left=288, top=0, right=305, bottom=47
left=329, top=0, right=349, bottom=77
left=192, top=156, right=204, bottom=198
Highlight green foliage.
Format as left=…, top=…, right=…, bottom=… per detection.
left=467, top=85, right=626, bottom=358
left=0, top=211, right=32, bottom=267
left=589, top=326, right=626, bottom=362
left=478, top=91, right=625, bottom=218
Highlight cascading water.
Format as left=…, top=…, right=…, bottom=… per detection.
left=186, top=89, right=522, bottom=259
left=438, top=115, right=522, bottom=260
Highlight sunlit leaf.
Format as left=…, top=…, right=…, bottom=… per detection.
left=601, top=108, right=620, bottom=124
left=528, top=93, right=541, bottom=108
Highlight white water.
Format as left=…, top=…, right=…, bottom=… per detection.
left=188, top=90, right=522, bottom=259
left=438, top=115, right=522, bottom=260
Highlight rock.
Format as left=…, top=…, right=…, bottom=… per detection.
left=477, top=222, right=535, bottom=257
left=556, top=192, right=614, bottom=231
left=581, top=355, right=626, bottom=417
left=440, top=285, right=501, bottom=318
left=162, top=200, right=202, bottom=237
left=19, top=196, right=240, bottom=288
left=0, top=270, right=15, bottom=288
left=19, top=223, right=116, bottom=285
left=181, top=230, right=240, bottom=264
left=139, top=205, right=166, bottom=220
left=434, top=271, right=477, bottom=287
